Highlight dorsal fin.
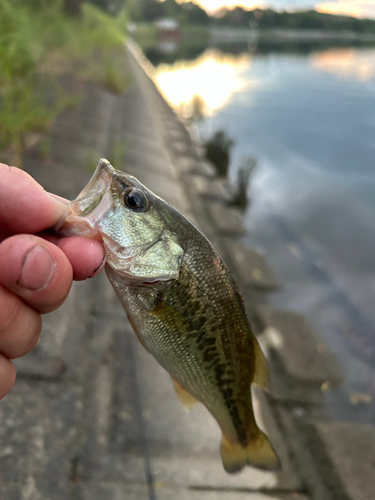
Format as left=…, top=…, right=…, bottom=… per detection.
left=252, top=337, right=269, bottom=391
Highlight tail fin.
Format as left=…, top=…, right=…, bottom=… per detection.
left=220, top=431, right=281, bottom=474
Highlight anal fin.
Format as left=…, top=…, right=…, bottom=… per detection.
left=171, top=377, right=199, bottom=411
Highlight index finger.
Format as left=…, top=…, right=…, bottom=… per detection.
left=0, top=163, right=69, bottom=238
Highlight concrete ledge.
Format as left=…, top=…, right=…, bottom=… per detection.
left=196, top=178, right=233, bottom=203
left=305, top=420, right=375, bottom=500
left=226, top=240, right=281, bottom=291
left=256, top=306, right=342, bottom=385
left=275, top=406, right=335, bottom=500
left=208, top=203, right=246, bottom=235
left=157, top=488, right=309, bottom=500
left=189, top=159, right=217, bottom=178
left=77, top=483, right=148, bottom=500
left=0, top=380, right=81, bottom=498
left=14, top=281, right=92, bottom=379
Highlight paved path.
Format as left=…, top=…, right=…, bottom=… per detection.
left=1, top=43, right=374, bottom=500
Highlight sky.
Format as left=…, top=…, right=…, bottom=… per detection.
left=193, top=0, right=375, bottom=19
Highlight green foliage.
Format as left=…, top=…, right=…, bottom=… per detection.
left=69, top=3, right=127, bottom=55
left=88, top=0, right=127, bottom=15
left=127, top=0, right=209, bottom=26
left=0, top=1, right=128, bottom=167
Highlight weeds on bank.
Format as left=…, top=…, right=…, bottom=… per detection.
left=204, top=129, right=255, bottom=211
left=204, top=129, right=234, bottom=177
left=229, top=157, right=256, bottom=212
left=0, top=1, right=128, bottom=168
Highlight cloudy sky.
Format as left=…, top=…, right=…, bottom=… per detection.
left=195, top=0, right=375, bottom=18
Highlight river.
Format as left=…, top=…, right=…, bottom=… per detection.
left=142, top=37, right=375, bottom=422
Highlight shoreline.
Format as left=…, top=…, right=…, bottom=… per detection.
left=208, top=27, right=375, bottom=42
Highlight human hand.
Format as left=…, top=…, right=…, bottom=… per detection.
left=0, top=163, right=106, bottom=399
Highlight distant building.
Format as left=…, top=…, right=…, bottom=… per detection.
left=154, top=18, right=179, bottom=31
left=127, top=22, right=137, bottom=35
left=154, top=18, right=180, bottom=39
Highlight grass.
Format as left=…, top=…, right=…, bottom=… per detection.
left=83, top=47, right=131, bottom=93
left=0, top=1, right=129, bottom=168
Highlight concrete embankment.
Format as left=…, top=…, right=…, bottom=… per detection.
left=0, top=41, right=374, bottom=500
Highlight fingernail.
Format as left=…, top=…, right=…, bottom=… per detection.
left=19, top=246, right=56, bottom=291
left=90, top=254, right=106, bottom=278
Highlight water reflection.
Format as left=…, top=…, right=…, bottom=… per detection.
left=143, top=37, right=375, bottom=63
left=153, top=42, right=375, bottom=122
left=154, top=50, right=254, bottom=119
left=311, top=48, right=375, bottom=81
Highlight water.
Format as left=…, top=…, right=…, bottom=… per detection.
left=145, top=38, right=375, bottom=421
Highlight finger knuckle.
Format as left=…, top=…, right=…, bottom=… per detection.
left=0, top=288, right=23, bottom=333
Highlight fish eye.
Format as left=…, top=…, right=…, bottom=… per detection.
left=123, top=188, right=148, bottom=211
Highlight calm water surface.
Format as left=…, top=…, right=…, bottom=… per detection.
left=146, top=40, right=375, bottom=421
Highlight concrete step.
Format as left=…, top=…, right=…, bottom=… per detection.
left=255, top=306, right=342, bottom=387
left=0, top=379, right=82, bottom=499
left=208, top=203, right=246, bottom=235
left=157, top=489, right=309, bottom=500
left=226, top=240, right=281, bottom=291
left=305, top=420, right=375, bottom=500
left=13, top=280, right=93, bottom=380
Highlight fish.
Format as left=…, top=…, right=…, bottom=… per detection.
left=57, top=158, right=280, bottom=474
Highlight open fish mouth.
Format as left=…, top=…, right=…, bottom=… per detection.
left=70, top=159, right=115, bottom=216
left=55, top=159, right=116, bottom=238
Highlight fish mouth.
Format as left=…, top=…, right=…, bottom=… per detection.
left=55, top=159, right=115, bottom=238
left=70, top=158, right=114, bottom=218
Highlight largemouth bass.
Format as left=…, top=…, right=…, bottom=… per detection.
left=58, top=159, right=280, bottom=474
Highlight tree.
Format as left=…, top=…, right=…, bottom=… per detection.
left=183, top=2, right=209, bottom=25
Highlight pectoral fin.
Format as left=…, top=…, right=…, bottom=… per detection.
left=252, top=337, right=269, bottom=391
left=171, top=377, right=199, bottom=411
